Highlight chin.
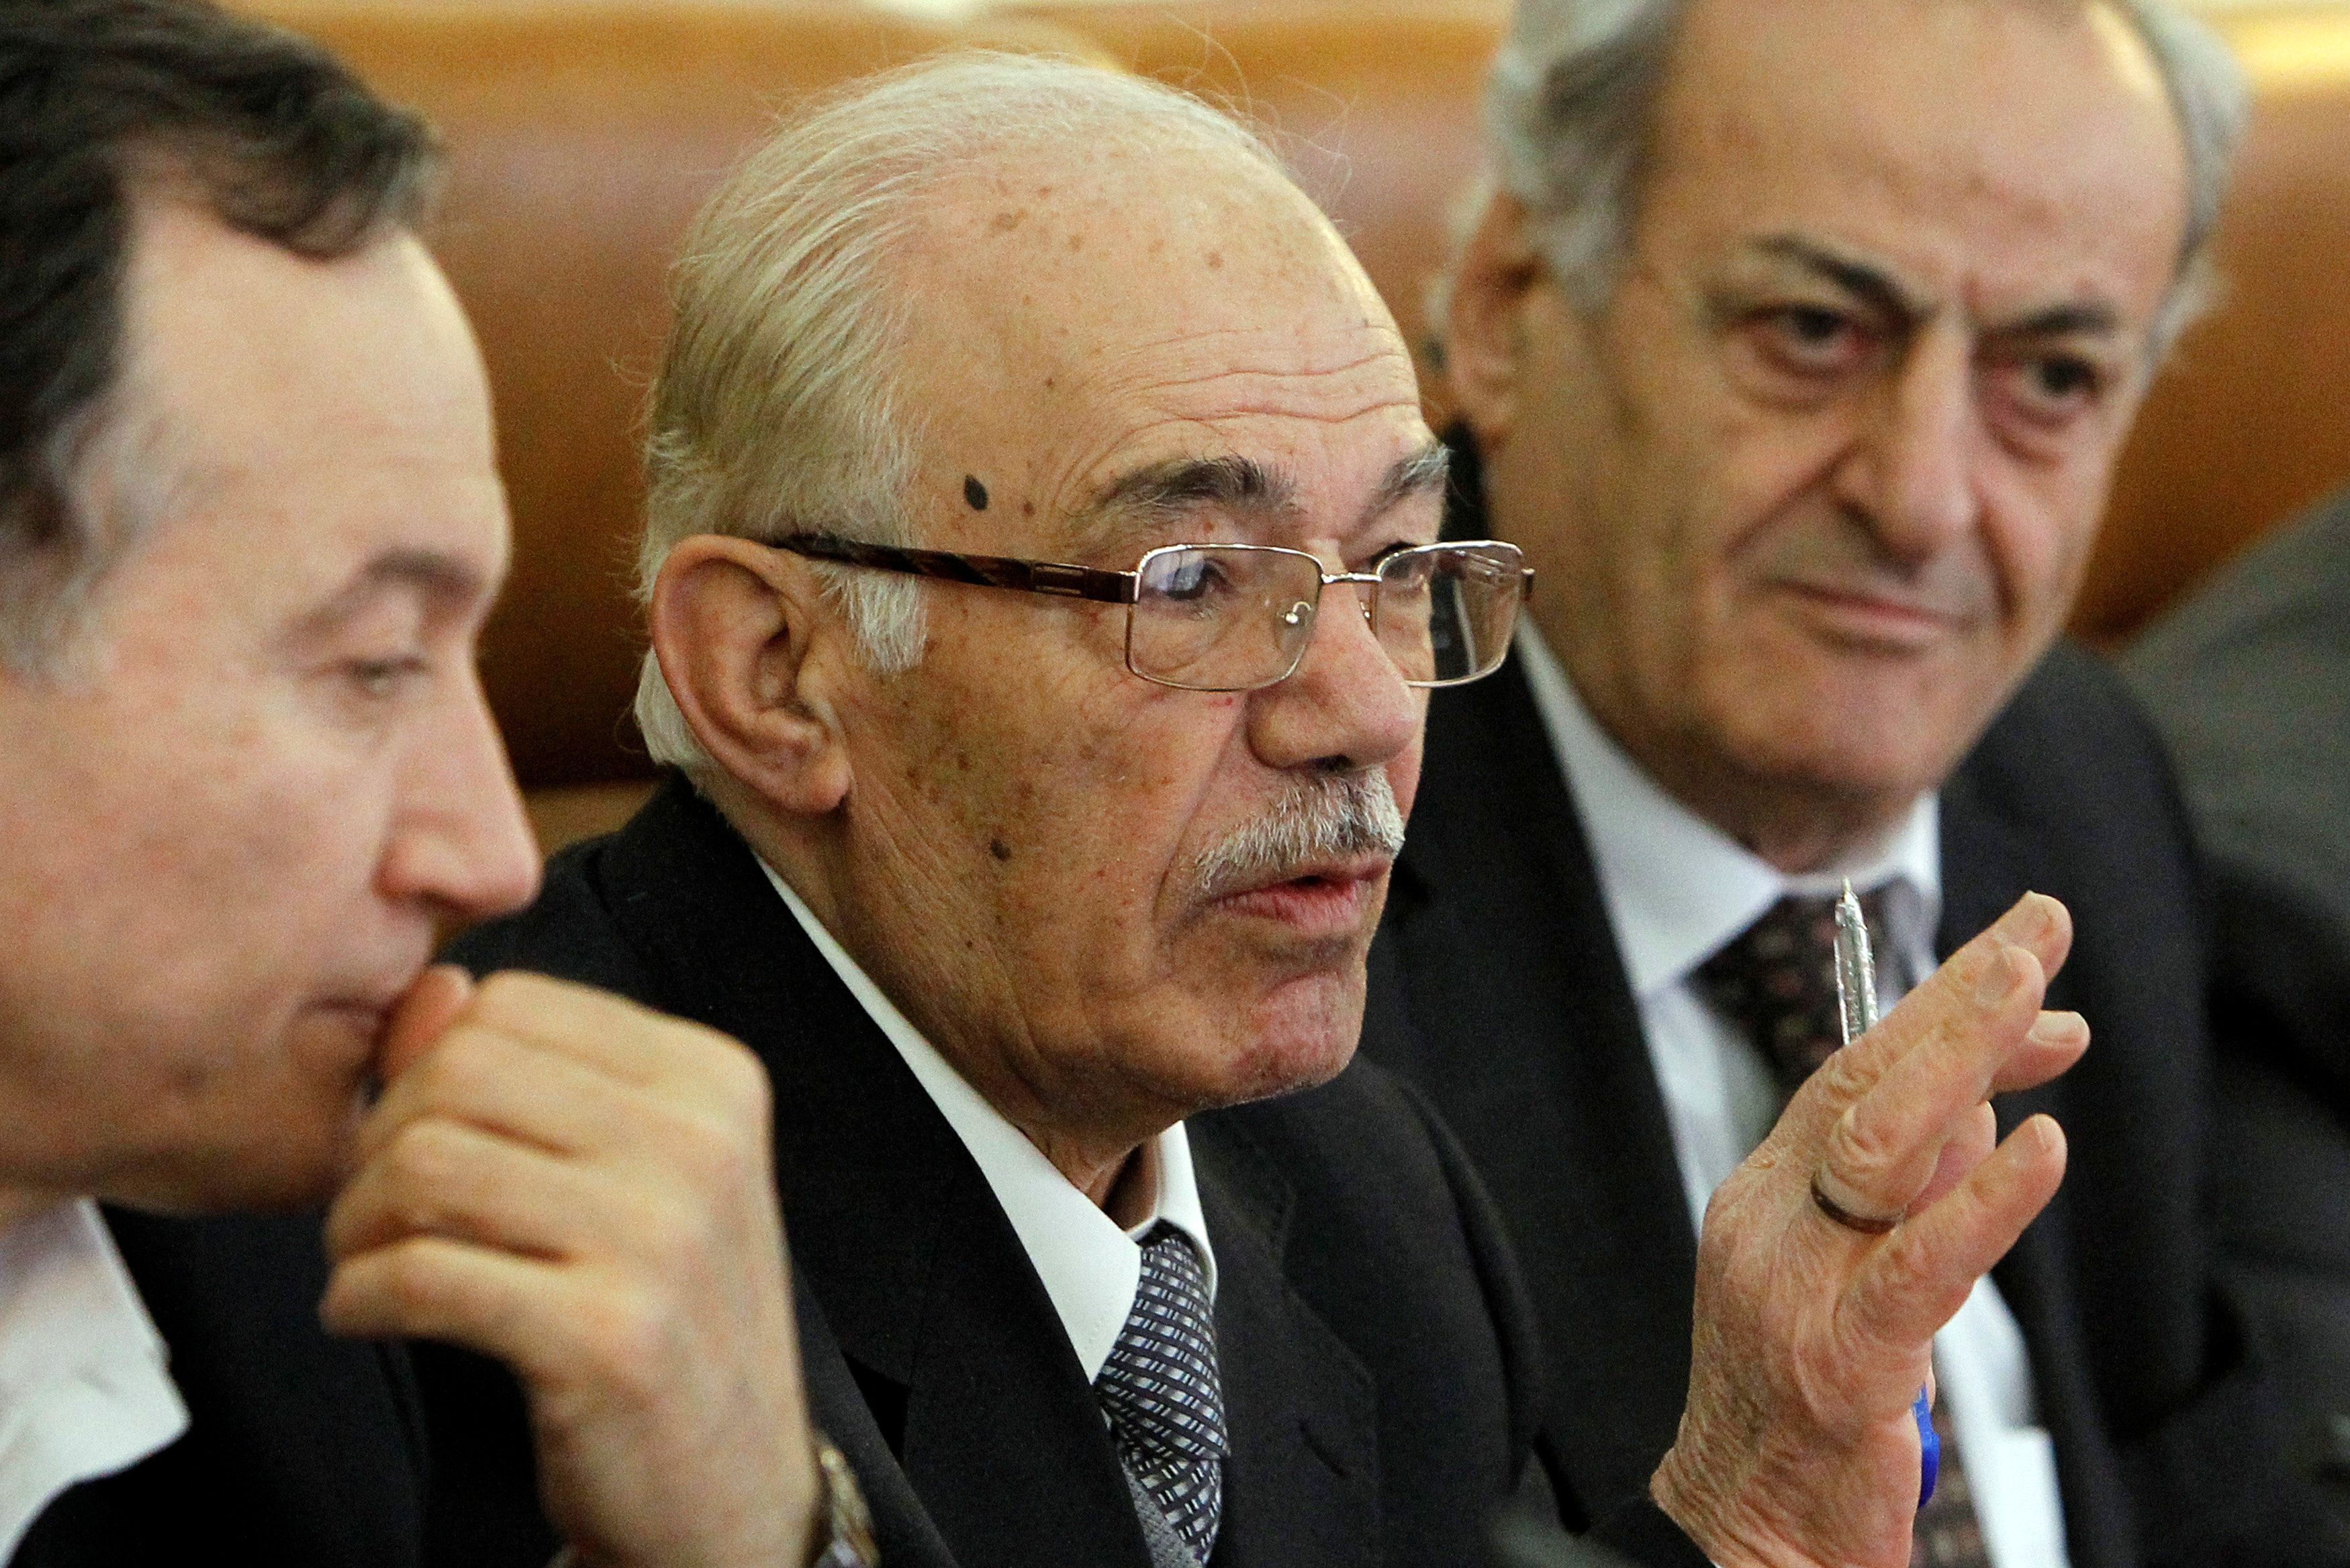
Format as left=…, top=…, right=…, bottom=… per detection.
left=106, top=1083, right=365, bottom=1217
left=1203, top=970, right=1363, bottom=1109
left=1701, top=662, right=1975, bottom=801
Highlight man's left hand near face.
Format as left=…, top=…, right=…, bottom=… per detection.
left=320, top=967, right=818, bottom=1568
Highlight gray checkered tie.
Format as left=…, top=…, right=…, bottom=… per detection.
left=1096, top=1224, right=1227, bottom=1565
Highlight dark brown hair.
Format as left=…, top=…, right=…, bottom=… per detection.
left=0, top=0, right=438, bottom=663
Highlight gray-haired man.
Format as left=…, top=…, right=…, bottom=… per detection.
left=445, top=45, right=2100, bottom=1568
left=1366, top=1, right=2337, bottom=1564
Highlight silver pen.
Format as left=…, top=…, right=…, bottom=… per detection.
left=1833, top=877, right=1879, bottom=1045
left=1833, top=876, right=1942, bottom=1506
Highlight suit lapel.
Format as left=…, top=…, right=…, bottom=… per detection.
left=1936, top=764, right=2134, bottom=1568
left=1189, top=1122, right=1380, bottom=1568
left=85, top=1209, right=425, bottom=1568
left=590, top=783, right=1150, bottom=1568
left=1373, top=663, right=1697, bottom=1518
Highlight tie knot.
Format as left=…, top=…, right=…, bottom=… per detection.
left=1098, top=1226, right=1227, bottom=1465
left=1693, top=889, right=1896, bottom=1094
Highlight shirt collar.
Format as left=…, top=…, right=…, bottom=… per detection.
left=0, top=1197, right=189, bottom=1561
left=759, top=861, right=1215, bottom=1383
left=1515, top=624, right=1942, bottom=1001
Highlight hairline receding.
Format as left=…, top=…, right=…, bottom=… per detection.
left=630, top=51, right=1305, bottom=778
left=1445, top=0, right=2247, bottom=360
left=0, top=0, right=439, bottom=675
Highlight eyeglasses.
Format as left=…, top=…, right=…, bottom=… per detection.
left=774, top=532, right=1534, bottom=693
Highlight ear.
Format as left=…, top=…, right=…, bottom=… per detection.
left=648, top=536, right=853, bottom=817
left=1444, top=191, right=1546, bottom=450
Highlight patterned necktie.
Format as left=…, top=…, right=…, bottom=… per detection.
left=1692, top=890, right=1897, bottom=1092
left=1693, top=892, right=1993, bottom=1568
left=1096, top=1224, right=1227, bottom=1565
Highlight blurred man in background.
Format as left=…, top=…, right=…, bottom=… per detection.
left=0, top=5, right=839, bottom=1563
left=2126, top=487, right=2350, bottom=1542
left=1365, top=0, right=2334, bottom=1562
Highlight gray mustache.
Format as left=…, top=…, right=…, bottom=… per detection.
left=1190, top=772, right=1407, bottom=902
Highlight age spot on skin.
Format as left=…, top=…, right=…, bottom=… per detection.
left=964, top=476, right=990, bottom=511
left=989, top=838, right=1013, bottom=863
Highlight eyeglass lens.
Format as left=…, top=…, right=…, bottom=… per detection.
left=1127, top=544, right=1523, bottom=692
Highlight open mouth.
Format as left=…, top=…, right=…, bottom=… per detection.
left=1213, top=859, right=1390, bottom=937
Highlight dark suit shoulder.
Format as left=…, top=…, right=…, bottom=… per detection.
left=1962, top=640, right=2194, bottom=845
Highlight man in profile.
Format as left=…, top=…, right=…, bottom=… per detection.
left=0, top=5, right=839, bottom=1563
left=453, top=48, right=2095, bottom=1568
left=1364, top=0, right=2329, bottom=1561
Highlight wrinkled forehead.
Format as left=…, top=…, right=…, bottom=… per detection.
left=1648, top=0, right=2190, bottom=318
left=885, top=139, right=1428, bottom=553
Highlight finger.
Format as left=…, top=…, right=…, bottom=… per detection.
left=1990, top=1010, right=2089, bottom=1096
left=325, top=1114, right=621, bottom=1265
left=1909, top=1101, right=1997, bottom=1214
left=351, top=1020, right=653, bottom=1170
left=1846, top=1114, right=2068, bottom=1352
left=1814, top=943, right=2047, bottom=1220
left=465, top=971, right=739, bottom=1089
left=1795, top=894, right=2073, bottom=1128
left=321, top=1233, right=581, bottom=1385
left=380, top=965, right=475, bottom=1085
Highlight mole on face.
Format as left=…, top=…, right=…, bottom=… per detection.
left=963, top=475, right=990, bottom=512
left=988, top=838, right=1013, bottom=863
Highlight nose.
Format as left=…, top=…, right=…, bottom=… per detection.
left=378, top=670, right=543, bottom=922
left=1247, top=573, right=1421, bottom=776
left=1833, top=326, right=1982, bottom=561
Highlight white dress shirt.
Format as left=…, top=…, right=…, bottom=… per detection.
left=0, top=1197, right=189, bottom=1564
left=1517, top=627, right=2069, bottom=1568
left=762, top=863, right=1215, bottom=1383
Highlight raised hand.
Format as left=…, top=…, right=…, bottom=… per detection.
left=1652, top=893, right=2089, bottom=1567
left=321, top=967, right=818, bottom=1568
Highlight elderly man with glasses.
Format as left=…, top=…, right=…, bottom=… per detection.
left=447, top=52, right=2093, bottom=1568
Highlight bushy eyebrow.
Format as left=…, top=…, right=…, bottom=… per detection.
left=1081, top=455, right=1298, bottom=543
left=1746, top=234, right=1924, bottom=324
left=1742, top=234, right=2126, bottom=342
left=1363, top=439, right=1451, bottom=527
left=1069, top=440, right=1449, bottom=559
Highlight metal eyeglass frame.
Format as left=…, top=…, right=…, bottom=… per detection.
left=771, top=531, right=1534, bottom=693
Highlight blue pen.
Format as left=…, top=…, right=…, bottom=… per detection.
left=1832, top=881, right=1940, bottom=1509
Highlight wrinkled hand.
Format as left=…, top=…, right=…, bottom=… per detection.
left=1652, top=893, right=2089, bottom=1568
left=321, top=968, right=817, bottom=1568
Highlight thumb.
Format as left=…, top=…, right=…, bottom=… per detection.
left=378, top=965, right=475, bottom=1085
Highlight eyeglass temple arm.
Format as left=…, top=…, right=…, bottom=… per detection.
left=776, top=533, right=1138, bottom=605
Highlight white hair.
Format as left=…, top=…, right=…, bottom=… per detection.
left=632, top=51, right=1285, bottom=775
left=1444, top=0, right=2247, bottom=357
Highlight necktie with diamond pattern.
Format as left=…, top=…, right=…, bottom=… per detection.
left=1693, top=891, right=1994, bottom=1568
left=1096, top=1224, right=1227, bottom=1566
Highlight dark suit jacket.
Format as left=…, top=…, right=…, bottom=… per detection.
left=1363, top=442, right=2329, bottom=1567
left=11, top=1209, right=430, bottom=1568
left=439, top=777, right=1708, bottom=1568
left=2125, top=488, right=2350, bottom=1545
